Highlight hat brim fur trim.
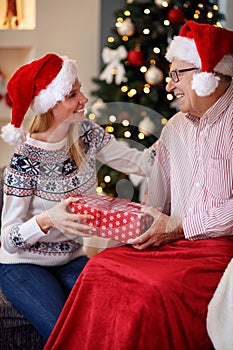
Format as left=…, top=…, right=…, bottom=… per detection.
left=165, top=36, right=201, bottom=68
left=1, top=123, right=26, bottom=146
left=31, top=56, right=79, bottom=115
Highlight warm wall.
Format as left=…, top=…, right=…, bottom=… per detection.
left=219, top=0, right=233, bottom=30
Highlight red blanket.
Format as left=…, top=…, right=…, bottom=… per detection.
left=45, top=237, right=233, bottom=350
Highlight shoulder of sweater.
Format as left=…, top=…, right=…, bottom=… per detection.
left=80, top=119, right=113, bottom=134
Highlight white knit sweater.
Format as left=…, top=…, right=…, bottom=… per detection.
left=0, top=119, right=155, bottom=266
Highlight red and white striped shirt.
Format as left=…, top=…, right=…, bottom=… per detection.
left=147, top=84, right=233, bottom=239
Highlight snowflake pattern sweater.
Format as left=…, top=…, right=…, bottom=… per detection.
left=0, top=119, right=155, bottom=266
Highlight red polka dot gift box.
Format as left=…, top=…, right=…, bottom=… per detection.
left=69, top=193, right=154, bottom=243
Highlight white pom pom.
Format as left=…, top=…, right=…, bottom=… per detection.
left=1, top=123, right=26, bottom=146
left=192, top=72, right=220, bottom=97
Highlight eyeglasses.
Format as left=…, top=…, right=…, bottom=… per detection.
left=168, top=68, right=199, bottom=83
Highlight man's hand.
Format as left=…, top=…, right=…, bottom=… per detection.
left=127, top=206, right=184, bottom=249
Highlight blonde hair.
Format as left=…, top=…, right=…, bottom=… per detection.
left=29, top=111, right=86, bottom=169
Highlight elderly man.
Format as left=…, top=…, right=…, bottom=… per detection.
left=44, top=21, right=233, bottom=350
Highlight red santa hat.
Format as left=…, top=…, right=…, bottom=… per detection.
left=1, top=53, right=79, bottom=146
left=165, top=21, right=233, bottom=96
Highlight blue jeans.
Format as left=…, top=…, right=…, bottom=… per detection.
left=0, top=256, right=88, bottom=341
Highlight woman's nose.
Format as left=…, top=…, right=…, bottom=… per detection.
left=79, top=92, right=88, bottom=104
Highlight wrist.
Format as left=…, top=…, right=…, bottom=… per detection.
left=166, top=218, right=184, bottom=240
left=36, top=211, right=52, bottom=233
left=175, top=222, right=184, bottom=239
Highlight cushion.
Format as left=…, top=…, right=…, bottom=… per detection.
left=0, top=289, right=45, bottom=349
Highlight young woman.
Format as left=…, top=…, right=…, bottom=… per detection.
left=0, top=53, right=155, bottom=342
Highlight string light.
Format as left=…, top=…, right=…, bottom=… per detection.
left=161, top=117, right=167, bottom=125
left=143, top=83, right=150, bottom=94
left=121, top=85, right=128, bottom=92
left=143, top=28, right=150, bottom=35
left=198, top=3, right=203, bottom=8
left=167, top=93, right=173, bottom=101
left=109, top=115, right=117, bottom=122
left=105, top=126, right=114, bottom=133
left=124, top=131, right=131, bottom=138
left=107, top=36, right=115, bottom=43
left=124, top=10, right=131, bottom=16
left=143, top=86, right=150, bottom=94
left=117, top=17, right=123, bottom=23
left=128, top=89, right=137, bottom=97
left=164, top=20, right=170, bottom=26
left=88, top=113, right=96, bottom=120
left=140, top=66, right=147, bottom=73
left=122, top=36, right=129, bottom=41
left=153, top=47, right=160, bottom=54
left=104, top=175, right=111, bottom=183
left=138, top=132, right=145, bottom=140
left=96, top=186, right=103, bottom=194
left=144, top=8, right=150, bottom=14
left=207, top=11, right=213, bottom=18
left=122, top=119, right=130, bottom=126
left=213, top=5, right=218, bottom=10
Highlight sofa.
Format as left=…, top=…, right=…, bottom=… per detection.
left=0, top=167, right=45, bottom=350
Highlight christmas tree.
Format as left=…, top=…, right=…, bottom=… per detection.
left=88, top=0, right=224, bottom=201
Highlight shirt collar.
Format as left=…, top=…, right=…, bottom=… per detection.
left=186, top=83, right=233, bottom=126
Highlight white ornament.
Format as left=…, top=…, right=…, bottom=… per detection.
left=117, top=18, right=135, bottom=37
left=145, top=65, right=163, bottom=85
left=138, top=116, right=155, bottom=136
left=100, top=46, right=128, bottom=85
left=154, top=0, right=169, bottom=7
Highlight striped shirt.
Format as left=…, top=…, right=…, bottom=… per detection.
left=147, top=84, right=233, bottom=240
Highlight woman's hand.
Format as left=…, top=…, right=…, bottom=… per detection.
left=127, top=206, right=184, bottom=249
left=36, top=197, right=97, bottom=236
